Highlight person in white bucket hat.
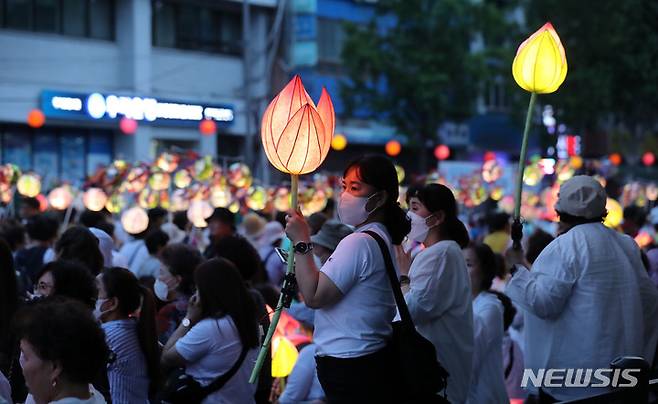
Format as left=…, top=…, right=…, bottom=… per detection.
left=504, top=175, right=658, bottom=402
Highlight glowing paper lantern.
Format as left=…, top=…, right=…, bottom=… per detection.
left=635, top=232, right=653, bottom=248
left=119, top=117, right=138, bottom=135
left=156, top=153, right=180, bottom=173
left=105, top=193, right=126, bottom=214
left=642, top=152, right=655, bottom=167
left=83, top=188, right=108, bottom=212
left=36, top=194, right=48, bottom=211
left=523, top=165, right=543, bottom=186
left=482, top=160, right=503, bottom=183
left=609, top=153, right=622, bottom=166
left=187, top=200, right=213, bottom=228
left=27, top=109, right=45, bottom=128
left=228, top=201, right=240, bottom=214
left=261, top=75, right=334, bottom=175
left=193, top=156, right=213, bottom=181
left=385, top=140, right=401, bottom=157
left=48, top=186, right=74, bottom=210
left=174, top=170, right=192, bottom=188
left=246, top=186, right=267, bottom=211
left=199, top=119, right=217, bottom=136
left=646, top=183, right=658, bottom=201
left=210, top=184, right=232, bottom=208
left=273, top=188, right=291, bottom=212
left=490, top=187, right=504, bottom=201
left=121, top=206, right=149, bottom=235
left=434, top=145, right=450, bottom=161
left=170, top=190, right=190, bottom=212
left=331, top=134, right=347, bottom=151
left=125, top=167, right=148, bottom=193
left=271, top=336, right=299, bottom=378
left=603, top=198, right=622, bottom=228
left=484, top=151, right=497, bottom=162
left=569, top=156, right=583, bottom=170
left=227, top=163, right=253, bottom=189
left=17, top=174, right=41, bottom=197
left=512, top=22, right=567, bottom=94
left=149, top=172, right=171, bottom=191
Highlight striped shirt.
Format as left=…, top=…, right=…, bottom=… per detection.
left=102, top=319, right=149, bottom=404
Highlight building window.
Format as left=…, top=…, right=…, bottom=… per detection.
left=317, top=18, right=345, bottom=64
left=152, top=0, right=242, bottom=55
left=0, top=125, right=113, bottom=182
left=486, top=76, right=508, bottom=112
left=0, top=0, right=115, bottom=40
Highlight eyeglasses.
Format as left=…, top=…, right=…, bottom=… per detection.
left=34, top=282, right=53, bottom=294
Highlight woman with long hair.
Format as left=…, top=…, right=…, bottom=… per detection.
left=161, top=258, right=259, bottom=403
left=95, top=267, right=160, bottom=403
left=395, top=183, right=474, bottom=403
left=285, top=154, right=410, bottom=402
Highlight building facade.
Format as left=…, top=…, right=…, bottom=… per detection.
left=0, top=0, right=276, bottom=187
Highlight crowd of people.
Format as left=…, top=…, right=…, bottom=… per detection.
left=0, top=154, right=657, bottom=404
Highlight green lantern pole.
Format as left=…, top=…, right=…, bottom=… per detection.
left=511, top=92, right=537, bottom=250
left=249, top=174, right=299, bottom=383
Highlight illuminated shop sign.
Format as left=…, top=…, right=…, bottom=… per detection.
left=41, top=90, right=234, bottom=126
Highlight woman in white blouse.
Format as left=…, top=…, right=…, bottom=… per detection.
left=395, top=183, right=473, bottom=404
left=463, top=243, right=508, bottom=404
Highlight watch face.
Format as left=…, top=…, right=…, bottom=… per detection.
left=182, top=318, right=191, bottom=327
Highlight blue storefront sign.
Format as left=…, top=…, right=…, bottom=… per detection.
left=40, top=90, right=234, bottom=127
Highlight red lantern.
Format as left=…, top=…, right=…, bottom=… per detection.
left=642, top=152, right=655, bottom=167
left=484, top=151, right=497, bottom=162
left=385, top=140, right=401, bottom=157
left=120, top=117, right=138, bottom=135
left=199, top=119, right=217, bottom=136
left=434, top=145, right=450, bottom=161
left=609, top=153, right=622, bottom=166
left=27, top=109, right=45, bottom=128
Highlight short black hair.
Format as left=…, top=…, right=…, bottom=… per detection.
left=94, top=221, right=115, bottom=239
left=21, top=196, right=41, bottom=211
left=13, top=297, right=109, bottom=385
left=526, top=229, right=555, bottom=264
left=37, top=260, right=97, bottom=308
left=207, top=207, right=236, bottom=229
left=212, top=235, right=264, bottom=282
left=556, top=210, right=606, bottom=225
left=25, top=214, right=59, bottom=242
left=78, top=209, right=105, bottom=229
left=467, top=242, right=497, bottom=291
left=145, top=229, right=169, bottom=255
left=55, top=226, right=104, bottom=276
left=148, top=207, right=168, bottom=222
left=159, top=243, right=203, bottom=296
left=172, top=211, right=189, bottom=231
left=487, top=212, right=510, bottom=232
left=0, top=220, right=26, bottom=251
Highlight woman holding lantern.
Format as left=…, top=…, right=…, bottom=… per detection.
left=285, top=154, right=410, bottom=402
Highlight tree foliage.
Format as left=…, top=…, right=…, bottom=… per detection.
left=340, top=0, right=520, bottom=171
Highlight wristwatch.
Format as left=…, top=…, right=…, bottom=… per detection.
left=182, top=317, right=191, bottom=328
left=293, top=241, right=314, bottom=255
left=399, top=275, right=410, bottom=286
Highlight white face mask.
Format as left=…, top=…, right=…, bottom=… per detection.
left=338, top=192, right=378, bottom=227
left=407, top=212, right=435, bottom=244
left=93, top=298, right=110, bottom=321
left=154, top=279, right=169, bottom=301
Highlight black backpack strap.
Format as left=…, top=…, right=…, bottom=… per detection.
left=363, top=230, right=415, bottom=327
left=201, top=344, right=249, bottom=396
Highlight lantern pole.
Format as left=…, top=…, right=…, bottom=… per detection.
left=250, top=174, right=299, bottom=383
left=512, top=92, right=537, bottom=250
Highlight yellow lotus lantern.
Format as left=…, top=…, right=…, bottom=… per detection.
left=251, top=75, right=335, bottom=383
left=48, top=186, right=74, bottom=210
left=512, top=22, right=567, bottom=94
left=174, top=170, right=192, bottom=189
left=105, top=193, right=126, bottom=214
left=273, top=187, right=291, bottom=212
left=271, top=336, right=299, bottom=378
left=83, top=188, right=108, bottom=212
left=228, top=163, right=253, bottom=189
left=17, top=174, right=41, bottom=197
left=510, top=22, right=568, bottom=249
left=121, top=206, right=149, bottom=235
left=149, top=171, right=171, bottom=191
left=603, top=198, right=622, bottom=228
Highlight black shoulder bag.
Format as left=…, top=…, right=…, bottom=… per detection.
left=364, top=231, right=450, bottom=403
left=160, top=343, right=249, bottom=404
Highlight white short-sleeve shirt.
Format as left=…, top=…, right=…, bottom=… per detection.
left=175, top=316, right=257, bottom=404
left=314, top=222, right=397, bottom=358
